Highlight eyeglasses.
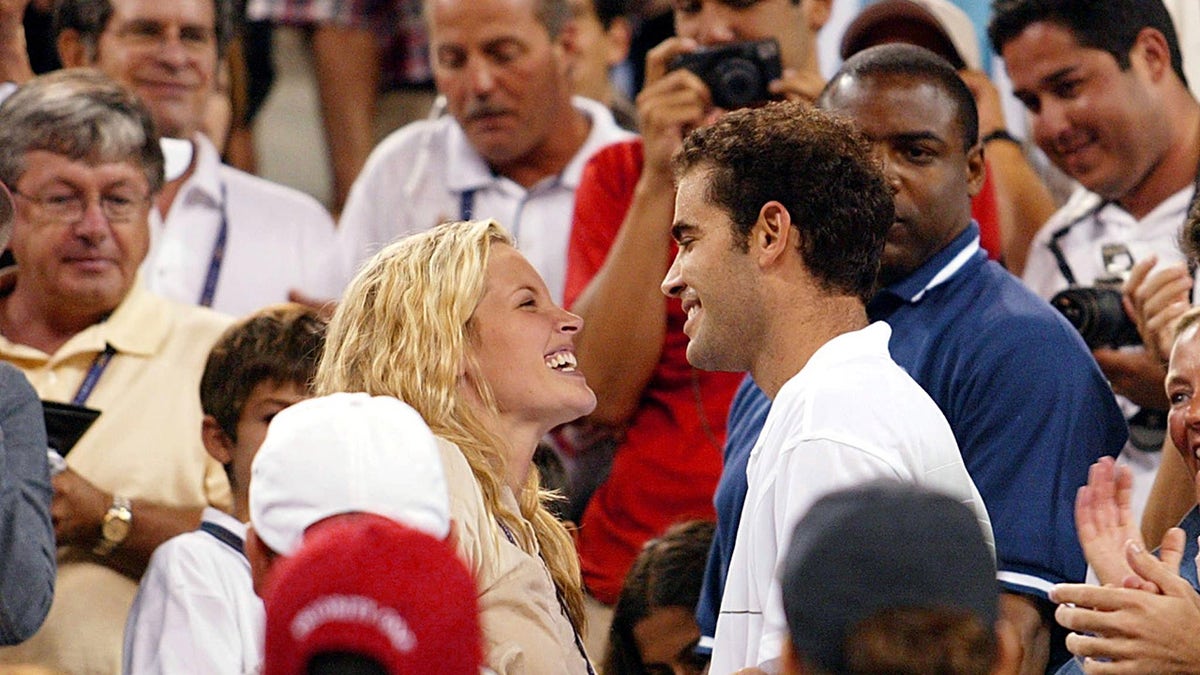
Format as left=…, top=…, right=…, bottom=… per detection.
left=11, top=189, right=150, bottom=224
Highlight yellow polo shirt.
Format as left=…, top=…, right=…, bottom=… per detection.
left=0, top=280, right=233, bottom=674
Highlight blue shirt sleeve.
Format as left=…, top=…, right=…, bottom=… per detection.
left=0, top=363, right=56, bottom=644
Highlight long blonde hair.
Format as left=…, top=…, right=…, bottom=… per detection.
left=314, top=219, right=585, bottom=628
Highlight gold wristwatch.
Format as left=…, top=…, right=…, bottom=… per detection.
left=93, top=494, right=132, bottom=556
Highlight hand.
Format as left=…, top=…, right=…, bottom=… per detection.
left=1124, top=256, right=1193, bottom=365
left=1050, top=536, right=1200, bottom=673
left=51, top=467, right=110, bottom=548
left=636, top=37, right=714, bottom=179
left=957, top=69, right=1007, bottom=139
left=1075, top=456, right=1143, bottom=585
left=1091, top=347, right=1169, bottom=409
left=768, top=67, right=825, bottom=106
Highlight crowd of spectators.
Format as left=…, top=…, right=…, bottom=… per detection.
left=0, top=0, right=1198, bottom=673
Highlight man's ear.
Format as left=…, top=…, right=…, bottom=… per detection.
left=603, top=17, right=632, bottom=68
left=245, top=525, right=278, bottom=599
left=555, top=17, right=584, bottom=78
left=57, top=29, right=92, bottom=68
left=991, top=618, right=1024, bottom=675
left=1131, top=26, right=1173, bottom=84
left=201, top=415, right=235, bottom=465
left=966, top=142, right=986, bottom=198
left=751, top=201, right=793, bottom=268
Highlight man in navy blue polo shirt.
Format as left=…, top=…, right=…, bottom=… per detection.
left=696, top=43, right=1128, bottom=675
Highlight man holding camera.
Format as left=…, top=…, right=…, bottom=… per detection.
left=564, top=0, right=830, bottom=654
left=336, top=0, right=633, bottom=304
left=990, top=0, right=1200, bottom=527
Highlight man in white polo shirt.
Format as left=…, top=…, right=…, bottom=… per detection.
left=53, top=0, right=347, bottom=316
left=337, top=0, right=634, bottom=303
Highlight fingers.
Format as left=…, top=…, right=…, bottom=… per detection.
left=1124, top=259, right=1190, bottom=363
left=768, top=68, right=824, bottom=106
left=643, top=37, right=700, bottom=88
left=1125, top=538, right=1196, bottom=597
left=1157, top=527, right=1186, bottom=575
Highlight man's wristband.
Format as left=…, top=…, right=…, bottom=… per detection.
left=981, top=129, right=1022, bottom=147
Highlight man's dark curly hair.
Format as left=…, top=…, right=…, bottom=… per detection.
left=988, top=0, right=1187, bottom=89
left=672, top=101, right=894, bottom=303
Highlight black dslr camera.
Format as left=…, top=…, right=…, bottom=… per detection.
left=1049, top=244, right=1142, bottom=350
left=670, top=39, right=782, bottom=110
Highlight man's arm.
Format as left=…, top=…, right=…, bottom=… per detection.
left=0, top=0, right=33, bottom=86
left=1141, top=437, right=1197, bottom=546
left=570, top=37, right=711, bottom=425
left=959, top=69, right=1055, bottom=276
left=0, top=367, right=55, bottom=645
left=52, top=467, right=203, bottom=579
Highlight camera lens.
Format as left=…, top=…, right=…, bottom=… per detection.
left=713, top=58, right=764, bottom=109
left=1050, top=287, right=1142, bottom=349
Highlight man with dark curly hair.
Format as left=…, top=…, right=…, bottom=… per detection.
left=661, top=99, right=993, bottom=673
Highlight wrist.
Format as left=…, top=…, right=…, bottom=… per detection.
left=981, top=129, right=1022, bottom=148
left=93, top=494, right=133, bottom=556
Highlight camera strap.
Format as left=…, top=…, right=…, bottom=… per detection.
left=1047, top=155, right=1200, bottom=288
left=1046, top=199, right=1111, bottom=287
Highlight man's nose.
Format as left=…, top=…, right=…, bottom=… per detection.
left=661, top=253, right=685, bottom=298
left=465, top=57, right=498, bottom=96
left=694, top=3, right=739, bottom=45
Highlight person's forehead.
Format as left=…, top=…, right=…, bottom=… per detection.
left=106, top=0, right=216, bottom=28
left=429, top=0, right=543, bottom=34
left=1003, top=20, right=1099, bottom=71
left=18, top=150, right=147, bottom=186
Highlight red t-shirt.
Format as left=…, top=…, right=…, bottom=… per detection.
left=566, top=139, right=742, bottom=604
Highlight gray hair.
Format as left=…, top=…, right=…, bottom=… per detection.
left=53, top=0, right=235, bottom=60
left=0, top=68, right=165, bottom=195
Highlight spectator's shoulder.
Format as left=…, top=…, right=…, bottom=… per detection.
left=217, top=164, right=332, bottom=223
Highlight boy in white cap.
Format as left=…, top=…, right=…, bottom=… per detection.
left=245, top=392, right=451, bottom=592
left=123, top=304, right=326, bottom=674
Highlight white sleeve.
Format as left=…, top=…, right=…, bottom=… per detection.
left=122, top=544, right=247, bottom=675
left=753, top=438, right=911, bottom=670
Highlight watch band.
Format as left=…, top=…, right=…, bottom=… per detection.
left=93, top=494, right=132, bottom=556
left=981, top=128, right=1022, bottom=147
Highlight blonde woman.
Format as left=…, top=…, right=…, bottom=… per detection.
left=315, top=219, right=595, bottom=673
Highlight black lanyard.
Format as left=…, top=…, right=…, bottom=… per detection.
left=72, top=345, right=117, bottom=406
left=1048, top=157, right=1200, bottom=286
left=200, top=520, right=248, bottom=561
left=198, top=183, right=229, bottom=308
left=460, top=189, right=476, bottom=221
left=496, top=519, right=595, bottom=674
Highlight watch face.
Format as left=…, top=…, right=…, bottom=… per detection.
left=103, top=515, right=131, bottom=542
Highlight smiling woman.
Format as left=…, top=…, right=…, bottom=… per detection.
left=315, top=218, right=596, bottom=674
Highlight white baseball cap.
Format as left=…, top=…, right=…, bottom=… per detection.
left=840, top=0, right=983, bottom=71
left=249, top=392, right=450, bottom=556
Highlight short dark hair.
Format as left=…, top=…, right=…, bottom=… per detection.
left=988, top=0, right=1188, bottom=88
left=54, top=0, right=235, bottom=60
left=820, top=43, right=980, bottom=153
left=200, top=303, right=327, bottom=443
left=672, top=101, right=893, bottom=304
